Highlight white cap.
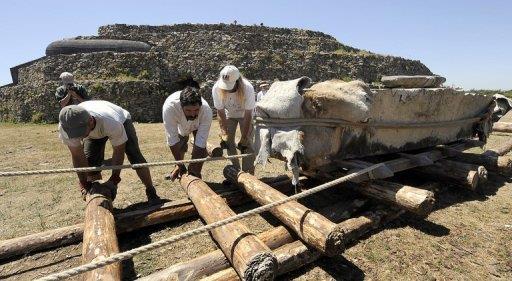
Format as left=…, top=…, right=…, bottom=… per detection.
left=217, top=65, right=240, bottom=90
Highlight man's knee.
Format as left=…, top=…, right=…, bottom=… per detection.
left=125, top=142, right=147, bottom=164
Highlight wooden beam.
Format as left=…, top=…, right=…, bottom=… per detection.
left=300, top=168, right=435, bottom=214
left=224, top=166, right=347, bottom=256
left=415, top=159, right=487, bottom=190
left=137, top=200, right=366, bottom=281
left=332, top=141, right=485, bottom=192
left=439, top=147, right=512, bottom=174
left=201, top=207, right=405, bottom=281
left=179, top=175, right=277, bottom=281
left=82, top=182, right=121, bottom=281
left=352, top=180, right=434, bottom=216
left=0, top=176, right=292, bottom=261
left=483, top=138, right=512, bottom=157
left=304, top=166, right=435, bottom=216
left=492, top=122, right=512, bottom=133
left=334, top=141, right=480, bottom=183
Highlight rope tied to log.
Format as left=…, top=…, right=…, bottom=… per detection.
left=36, top=162, right=384, bottom=281
left=0, top=154, right=253, bottom=177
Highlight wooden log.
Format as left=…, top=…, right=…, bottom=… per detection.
left=82, top=182, right=121, bottom=281
left=302, top=166, right=434, bottom=216
left=224, top=166, right=347, bottom=256
left=440, top=148, right=512, bottom=174
left=415, top=159, right=487, bottom=191
left=483, top=138, right=512, bottom=157
left=0, top=176, right=292, bottom=261
left=180, top=175, right=277, bottom=281
left=201, top=208, right=405, bottom=281
left=334, top=141, right=481, bottom=183
left=492, top=122, right=512, bottom=133
left=351, top=181, right=434, bottom=216
left=336, top=148, right=486, bottom=191
left=137, top=200, right=366, bottom=281
left=302, top=171, right=434, bottom=216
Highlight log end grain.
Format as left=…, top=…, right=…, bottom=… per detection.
left=395, top=186, right=435, bottom=217
left=244, top=252, right=278, bottom=281
left=477, top=166, right=488, bottom=183
left=467, top=170, right=479, bottom=191
left=497, top=156, right=512, bottom=174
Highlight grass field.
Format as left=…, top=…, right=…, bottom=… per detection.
left=0, top=120, right=511, bottom=280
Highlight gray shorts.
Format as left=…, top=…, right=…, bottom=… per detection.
left=84, top=119, right=147, bottom=169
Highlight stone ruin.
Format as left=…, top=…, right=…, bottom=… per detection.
left=0, top=23, right=432, bottom=123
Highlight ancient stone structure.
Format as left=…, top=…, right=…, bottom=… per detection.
left=0, top=23, right=432, bottom=123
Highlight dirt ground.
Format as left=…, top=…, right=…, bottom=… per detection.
left=0, top=118, right=511, bottom=280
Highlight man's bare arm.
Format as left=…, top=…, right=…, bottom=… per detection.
left=110, top=143, right=126, bottom=180
left=240, top=109, right=253, bottom=141
left=67, top=145, right=89, bottom=184
left=59, top=92, right=72, bottom=108
left=217, top=109, right=228, bottom=136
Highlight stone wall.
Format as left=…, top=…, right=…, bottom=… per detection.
left=0, top=23, right=433, bottom=123
left=0, top=80, right=167, bottom=123
left=96, top=23, right=356, bottom=52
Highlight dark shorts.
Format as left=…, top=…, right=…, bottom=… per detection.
left=84, top=119, right=147, bottom=168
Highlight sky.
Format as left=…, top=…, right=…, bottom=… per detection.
left=0, top=0, right=510, bottom=90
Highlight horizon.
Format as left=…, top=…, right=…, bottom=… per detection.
left=1, top=0, right=511, bottom=90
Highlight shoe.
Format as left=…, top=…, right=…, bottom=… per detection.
left=145, top=187, right=161, bottom=203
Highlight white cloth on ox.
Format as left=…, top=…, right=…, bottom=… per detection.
left=255, top=76, right=311, bottom=119
left=255, top=127, right=304, bottom=185
left=254, top=77, right=311, bottom=185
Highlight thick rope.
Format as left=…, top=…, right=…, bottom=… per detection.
left=0, top=154, right=253, bottom=177
left=254, top=116, right=483, bottom=129
left=36, top=163, right=383, bottom=281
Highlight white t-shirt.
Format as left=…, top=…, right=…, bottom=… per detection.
left=212, top=78, right=255, bottom=119
left=162, top=91, right=213, bottom=148
left=256, top=90, right=267, bottom=102
left=59, top=100, right=131, bottom=147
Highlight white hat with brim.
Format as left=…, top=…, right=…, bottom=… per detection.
left=217, top=65, right=240, bottom=90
